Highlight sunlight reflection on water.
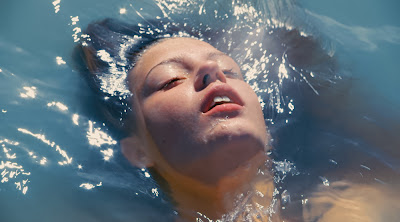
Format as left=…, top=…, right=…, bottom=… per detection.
left=0, top=0, right=399, bottom=221
left=0, top=139, right=30, bottom=195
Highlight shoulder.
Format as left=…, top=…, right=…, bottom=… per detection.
left=303, top=181, right=400, bottom=222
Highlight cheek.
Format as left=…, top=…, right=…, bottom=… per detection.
left=235, top=81, right=268, bottom=133
left=233, top=81, right=262, bottom=111
left=144, top=99, right=176, bottom=122
left=140, top=91, right=203, bottom=168
left=246, top=87, right=266, bottom=124
left=141, top=90, right=198, bottom=139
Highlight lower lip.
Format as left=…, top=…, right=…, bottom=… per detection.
left=204, top=103, right=243, bottom=115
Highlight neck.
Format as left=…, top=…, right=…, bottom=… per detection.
left=166, top=153, right=275, bottom=221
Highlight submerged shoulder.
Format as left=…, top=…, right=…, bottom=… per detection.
left=303, top=181, right=400, bottom=222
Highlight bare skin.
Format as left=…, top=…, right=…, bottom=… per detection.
left=117, top=37, right=400, bottom=221
left=120, top=37, right=275, bottom=220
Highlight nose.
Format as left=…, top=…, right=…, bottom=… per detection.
left=194, top=60, right=227, bottom=91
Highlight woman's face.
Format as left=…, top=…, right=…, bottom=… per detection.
left=128, top=37, right=269, bottom=184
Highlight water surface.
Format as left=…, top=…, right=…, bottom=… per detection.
left=1, top=0, right=399, bottom=221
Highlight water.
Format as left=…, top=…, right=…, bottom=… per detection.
left=1, top=0, right=400, bottom=221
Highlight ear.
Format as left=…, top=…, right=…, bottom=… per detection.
left=120, top=135, right=154, bottom=168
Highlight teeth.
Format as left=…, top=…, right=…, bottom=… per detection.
left=213, top=96, right=231, bottom=103
left=207, top=96, right=233, bottom=111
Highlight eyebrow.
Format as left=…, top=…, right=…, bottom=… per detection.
left=144, top=51, right=228, bottom=81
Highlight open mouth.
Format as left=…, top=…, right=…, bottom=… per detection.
left=208, top=96, right=234, bottom=111
left=201, top=85, right=244, bottom=114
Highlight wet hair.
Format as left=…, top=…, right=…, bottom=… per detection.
left=73, top=17, right=345, bottom=140
left=73, top=18, right=222, bottom=138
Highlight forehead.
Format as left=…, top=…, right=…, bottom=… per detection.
left=143, top=37, right=219, bottom=60
left=129, top=38, right=222, bottom=86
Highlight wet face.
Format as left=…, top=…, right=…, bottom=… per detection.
left=128, top=38, right=269, bottom=184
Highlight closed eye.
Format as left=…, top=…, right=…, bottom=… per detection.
left=223, top=69, right=242, bottom=79
left=160, top=77, right=184, bottom=90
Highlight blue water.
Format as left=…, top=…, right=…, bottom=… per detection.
left=1, top=0, right=400, bottom=221
left=301, top=0, right=400, bottom=108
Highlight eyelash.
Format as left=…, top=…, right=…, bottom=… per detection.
left=160, top=77, right=183, bottom=90
left=223, top=69, right=240, bottom=78
left=158, top=69, right=240, bottom=91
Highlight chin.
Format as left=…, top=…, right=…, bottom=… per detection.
left=184, top=123, right=268, bottom=185
left=184, top=139, right=267, bottom=185
left=203, top=117, right=267, bottom=147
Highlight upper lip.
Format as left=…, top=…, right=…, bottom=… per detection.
left=200, top=83, right=244, bottom=113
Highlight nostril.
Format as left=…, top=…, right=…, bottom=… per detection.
left=203, top=74, right=210, bottom=85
